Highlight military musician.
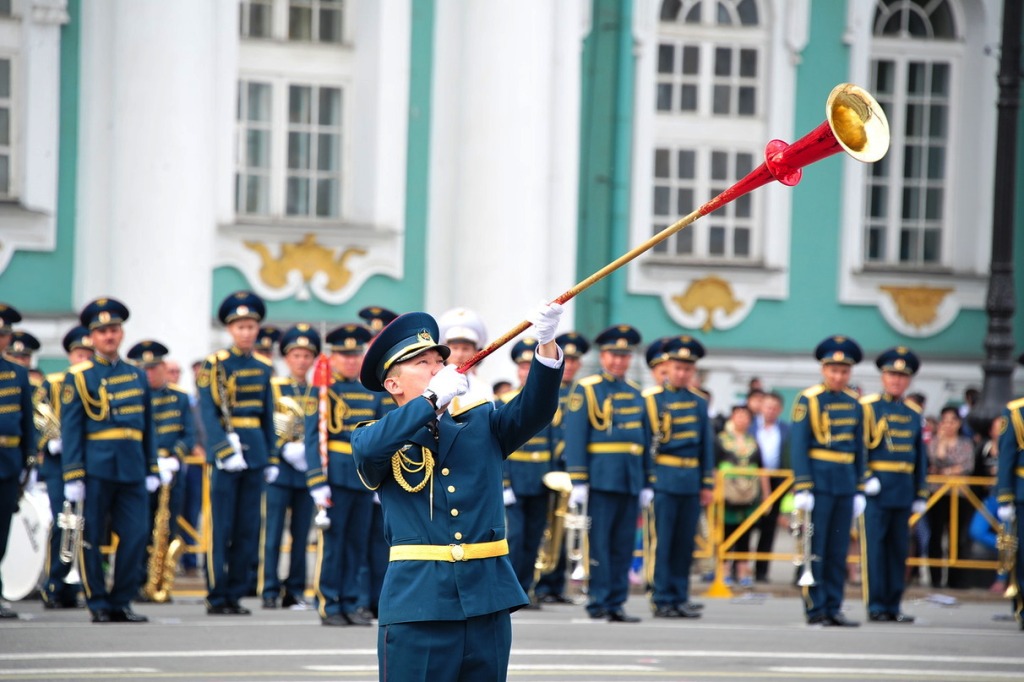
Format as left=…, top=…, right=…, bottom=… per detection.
left=564, top=325, right=651, bottom=622
left=61, top=298, right=158, bottom=623
left=352, top=302, right=563, bottom=681
left=198, top=291, right=276, bottom=615
left=997, top=351, right=1024, bottom=630
left=790, top=335, right=866, bottom=627
left=644, top=335, right=712, bottom=619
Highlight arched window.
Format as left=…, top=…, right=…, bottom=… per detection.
left=865, top=0, right=958, bottom=266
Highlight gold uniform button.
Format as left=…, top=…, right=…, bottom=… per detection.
left=441, top=468, right=450, bottom=476
left=447, top=485, right=455, bottom=493
left=450, top=509, right=459, bottom=517
left=454, top=532, right=463, bottom=540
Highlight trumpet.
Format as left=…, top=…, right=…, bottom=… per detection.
left=790, top=508, right=816, bottom=587
left=565, top=498, right=591, bottom=601
left=997, top=518, right=1018, bottom=599
left=57, top=499, right=84, bottom=584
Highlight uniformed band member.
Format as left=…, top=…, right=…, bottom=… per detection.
left=305, top=323, right=379, bottom=626
left=359, top=306, right=399, bottom=336
left=502, top=337, right=555, bottom=605
left=790, top=335, right=866, bottom=627
left=5, top=330, right=41, bottom=367
left=533, top=331, right=590, bottom=604
left=127, top=340, right=195, bottom=594
left=261, top=324, right=320, bottom=610
left=62, top=298, right=158, bottom=623
left=437, top=307, right=493, bottom=411
left=254, top=325, right=282, bottom=363
left=0, top=304, right=36, bottom=619
left=565, top=324, right=651, bottom=623
left=198, top=291, right=277, bottom=615
left=996, top=351, right=1024, bottom=630
left=645, top=337, right=670, bottom=386
left=859, top=346, right=927, bottom=623
left=39, top=326, right=93, bottom=608
left=645, top=335, right=712, bottom=619
left=352, top=302, right=563, bottom=681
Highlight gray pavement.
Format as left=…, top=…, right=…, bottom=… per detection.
left=1, top=589, right=1021, bottom=681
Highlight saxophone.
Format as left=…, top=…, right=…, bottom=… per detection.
left=141, top=482, right=184, bottom=603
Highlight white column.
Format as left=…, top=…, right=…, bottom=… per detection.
left=428, top=0, right=584, bottom=385
left=76, top=0, right=232, bottom=376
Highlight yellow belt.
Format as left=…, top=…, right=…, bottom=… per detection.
left=809, top=448, right=854, bottom=464
left=389, top=539, right=509, bottom=562
left=656, top=455, right=699, bottom=468
left=508, top=450, right=551, bottom=462
left=328, top=441, right=353, bottom=455
left=87, top=428, right=143, bottom=442
left=587, top=442, right=644, bottom=456
left=0, top=435, right=20, bottom=447
left=230, top=417, right=260, bottom=428
left=870, top=460, right=914, bottom=474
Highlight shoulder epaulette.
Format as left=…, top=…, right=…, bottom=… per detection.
left=271, top=376, right=290, bottom=386
left=67, top=361, right=93, bottom=375
left=500, top=389, right=522, bottom=404
left=843, top=388, right=861, bottom=400
left=578, top=375, right=603, bottom=387
left=905, top=400, right=923, bottom=415
left=626, top=379, right=643, bottom=391
left=859, top=393, right=881, bottom=406
left=209, top=350, right=230, bottom=362
left=47, top=371, right=65, bottom=383
left=642, top=386, right=664, bottom=398
left=166, top=383, right=190, bottom=397
left=690, top=386, right=709, bottom=400
left=801, top=384, right=825, bottom=399
left=254, top=354, right=274, bottom=367
left=452, top=399, right=491, bottom=417
left=1009, top=397, right=1024, bottom=411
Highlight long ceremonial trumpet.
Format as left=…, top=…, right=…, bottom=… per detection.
left=458, top=83, right=890, bottom=372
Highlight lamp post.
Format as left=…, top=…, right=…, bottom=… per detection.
left=968, top=0, right=1023, bottom=437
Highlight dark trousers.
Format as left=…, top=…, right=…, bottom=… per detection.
left=927, top=495, right=973, bottom=588
left=259, top=482, right=313, bottom=600
left=587, top=490, right=638, bottom=615
left=864, top=501, right=911, bottom=616
left=40, top=462, right=78, bottom=603
left=651, top=491, right=700, bottom=608
left=314, top=486, right=372, bottom=619
left=378, top=610, right=512, bottom=682
left=205, top=466, right=264, bottom=607
left=1013, top=502, right=1024, bottom=626
left=180, top=462, right=203, bottom=569
left=0, top=475, right=18, bottom=599
left=80, top=476, right=148, bottom=612
left=363, top=501, right=389, bottom=616
left=803, top=492, right=853, bottom=621
left=505, top=492, right=548, bottom=595
left=754, top=485, right=782, bottom=581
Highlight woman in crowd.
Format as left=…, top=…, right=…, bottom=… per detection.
left=926, top=406, right=976, bottom=589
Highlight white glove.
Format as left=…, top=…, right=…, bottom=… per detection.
left=526, top=301, right=564, bottom=345
left=157, top=457, right=179, bottom=476
left=47, top=438, right=63, bottom=455
left=373, top=492, right=381, bottom=505
left=793, top=490, right=814, bottom=512
left=864, top=477, right=881, bottom=496
left=426, top=364, right=469, bottom=409
left=264, top=465, right=279, bottom=484
left=226, top=432, right=243, bottom=458
left=218, top=452, right=248, bottom=472
left=503, top=487, right=517, bottom=507
left=640, top=488, right=655, bottom=509
left=569, top=483, right=588, bottom=508
left=282, top=441, right=307, bottom=472
left=146, top=475, right=161, bottom=493
left=852, top=494, right=866, bottom=519
left=64, top=480, right=85, bottom=503
left=313, top=506, right=331, bottom=530
left=998, top=504, right=1016, bottom=523
left=911, top=499, right=927, bottom=515
left=310, top=485, right=332, bottom=508
left=158, top=468, right=173, bottom=486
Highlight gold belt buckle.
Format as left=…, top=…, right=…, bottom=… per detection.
left=449, top=544, right=466, bottom=561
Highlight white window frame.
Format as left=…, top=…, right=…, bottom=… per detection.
left=629, top=0, right=807, bottom=331
left=838, top=0, right=997, bottom=337
left=0, top=0, right=66, bottom=277
left=0, top=53, right=16, bottom=200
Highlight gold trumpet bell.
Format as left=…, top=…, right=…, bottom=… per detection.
left=827, top=83, right=891, bottom=163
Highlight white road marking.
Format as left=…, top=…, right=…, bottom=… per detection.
left=0, top=668, right=159, bottom=676
left=768, top=667, right=1024, bottom=679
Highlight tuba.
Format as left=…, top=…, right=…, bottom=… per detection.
left=997, top=519, right=1018, bottom=599
left=274, top=396, right=306, bottom=442
left=790, top=508, right=816, bottom=587
left=535, top=472, right=573, bottom=578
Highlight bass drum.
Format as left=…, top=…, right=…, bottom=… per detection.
left=1, top=489, right=52, bottom=601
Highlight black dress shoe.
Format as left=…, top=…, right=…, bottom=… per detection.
left=0, top=604, right=17, bottom=619
left=228, top=603, right=251, bottom=615
left=868, top=612, right=891, bottom=622
left=207, top=603, right=250, bottom=615
left=653, top=605, right=682, bottom=618
left=111, top=608, right=148, bottom=623
left=322, top=613, right=351, bottom=626
left=681, top=601, right=704, bottom=611
left=281, top=593, right=308, bottom=609
left=91, top=609, right=111, bottom=623
left=345, top=609, right=372, bottom=626
left=890, top=613, right=915, bottom=623
left=807, top=614, right=827, bottom=625
left=588, top=608, right=608, bottom=620
left=826, top=613, right=860, bottom=627
left=674, top=604, right=702, bottom=618
left=606, top=610, right=641, bottom=623
left=262, top=597, right=278, bottom=610
left=540, top=593, right=573, bottom=604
